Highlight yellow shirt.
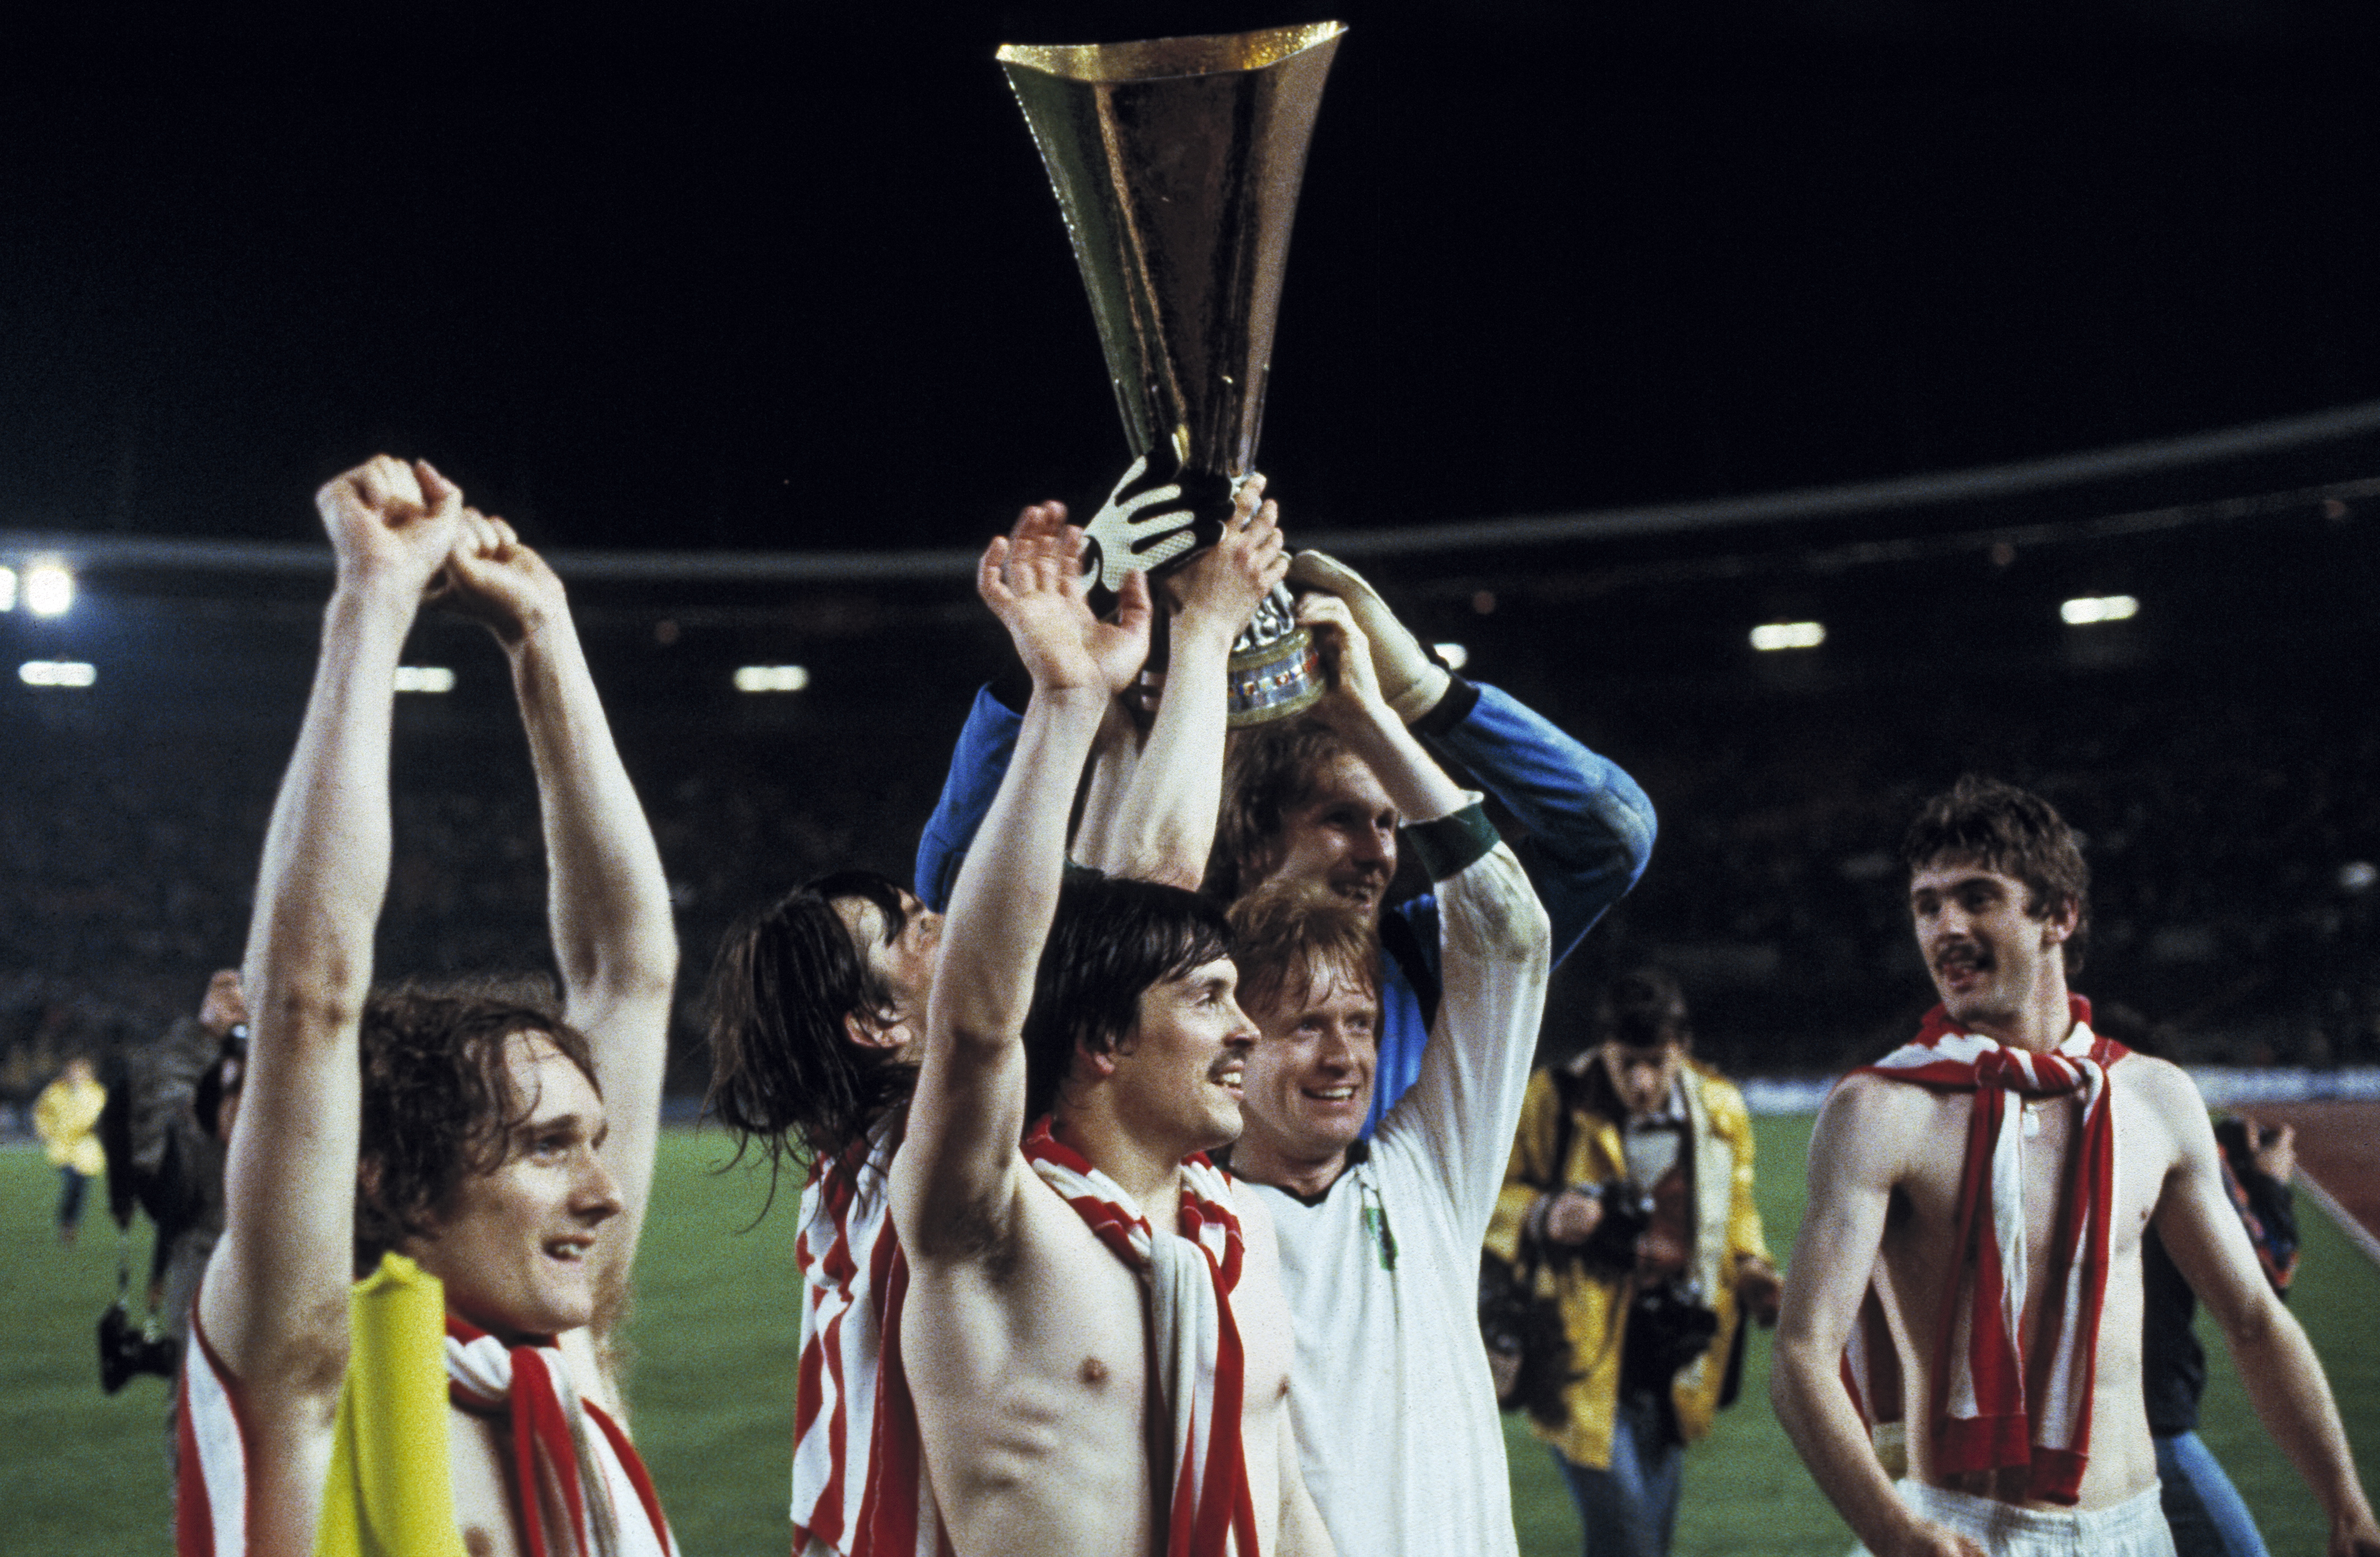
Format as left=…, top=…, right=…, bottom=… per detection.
left=34, top=1073, right=107, bottom=1178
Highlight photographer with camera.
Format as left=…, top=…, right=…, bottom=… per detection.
left=1487, top=968, right=1782, bottom=1557
left=92, top=969, right=248, bottom=1500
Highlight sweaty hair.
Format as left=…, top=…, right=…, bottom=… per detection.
left=1023, top=874, right=1236, bottom=1123
left=354, top=987, right=600, bottom=1277
left=1900, top=773, right=2092, bottom=973
left=1223, top=878, right=1381, bottom=1024
left=704, top=870, right=918, bottom=1192
left=1205, top=716, right=1359, bottom=901
left=1595, top=966, right=1692, bottom=1049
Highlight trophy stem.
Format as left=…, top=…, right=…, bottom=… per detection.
left=1226, top=581, right=1324, bottom=727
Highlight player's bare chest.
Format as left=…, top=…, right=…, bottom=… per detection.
left=449, top=1407, right=525, bottom=1556
left=1882, top=1088, right=2160, bottom=1272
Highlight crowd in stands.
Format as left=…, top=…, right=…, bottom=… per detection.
left=5, top=626, right=2373, bottom=1121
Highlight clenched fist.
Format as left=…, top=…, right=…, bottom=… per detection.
left=315, top=456, right=465, bottom=599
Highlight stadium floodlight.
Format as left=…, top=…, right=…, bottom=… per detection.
left=19, top=660, right=96, bottom=687
left=0, top=566, right=15, bottom=611
left=1432, top=643, right=1469, bottom=671
left=1749, top=621, right=1826, bottom=652
left=2060, top=594, right=2139, bottom=626
left=24, top=562, right=73, bottom=617
left=393, top=665, right=456, bottom=693
left=734, top=664, right=810, bottom=693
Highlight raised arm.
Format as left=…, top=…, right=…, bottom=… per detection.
left=2145, top=1065, right=2380, bottom=1556
left=1770, top=1077, right=1983, bottom=1557
left=915, top=684, right=1023, bottom=914
left=892, top=526, right=1150, bottom=1262
left=203, top=458, right=460, bottom=1482
left=1404, top=828, right=1548, bottom=1235
left=439, top=512, right=677, bottom=1325
left=1084, top=475, right=1285, bottom=888
left=1286, top=551, right=1654, bottom=961
left=1294, top=592, right=1469, bottom=833
left=1298, top=593, right=1548, bottom=1211
left=913, top=500, right=1107, bottom=912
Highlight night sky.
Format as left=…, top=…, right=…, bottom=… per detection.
left=8, top=4, right=2380, bottom=560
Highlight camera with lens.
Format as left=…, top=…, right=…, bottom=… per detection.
left=98, top=1298, right=179, bottom=1395
left=1567, top=1179, right=1656, bottom=1272
left=1626, top=1274, right=1721, bottom=1384
left=1561, top=1180, right=1722, bottom=1382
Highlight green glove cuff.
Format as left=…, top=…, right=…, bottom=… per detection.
left=1400, top=800, right=1498, bottom=882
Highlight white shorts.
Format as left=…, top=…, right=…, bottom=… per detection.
left=1854, top=1479, right=2176, bottom=1557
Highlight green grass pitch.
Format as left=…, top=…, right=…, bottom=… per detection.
left=5, top=1115, right=2373, bottom=1553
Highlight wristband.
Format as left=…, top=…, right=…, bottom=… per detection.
left=1408, top=674, right=1479, bottom=738
left=1399, top=799, right=1497, bottom=882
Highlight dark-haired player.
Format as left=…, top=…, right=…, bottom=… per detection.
left=185, top=458, right=679, bottom=1554
left=708, top=486, right=1286, bottom=1556
left=891, top=518, right=1330, bottom=1555
left=1770, top=776, right=2378, bottom=1557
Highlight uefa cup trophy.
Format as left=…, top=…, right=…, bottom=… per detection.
left=996, top=22, right=1345, bottom=724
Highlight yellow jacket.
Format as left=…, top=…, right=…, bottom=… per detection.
left=1485, top=1058, right=1769, bottom=1469
left=34, top=1073, right=107, bottom=1178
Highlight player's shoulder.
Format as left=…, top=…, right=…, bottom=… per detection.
left=2107, top=1050, right=2213, bottom=1160
left=2109, top=1047, right=2201, bottom=1112
left=1222, top=1175, right=1295, bottom=1297
left=1811, top=1072, right=1965, bottom=1189
left=1817, top=1067, right=1962, bottom=1138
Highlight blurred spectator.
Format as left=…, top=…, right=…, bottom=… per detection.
left=106, top=969, right=246, bottom=1345
left=34, top=1056, right=107, bottom=1245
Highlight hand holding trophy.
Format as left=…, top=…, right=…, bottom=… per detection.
left=1079, top=445, right=1238, bottom=607
left=998, top=22, right=1346, bottom=724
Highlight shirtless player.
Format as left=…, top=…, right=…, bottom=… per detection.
left=704, top=482, right=1282, bottom=1556
left=1771, top=775, right=2378, bottom=1557
left=889, top=520, right=1331, bottom=1555
left=186, top=458, right=677, bottom=1553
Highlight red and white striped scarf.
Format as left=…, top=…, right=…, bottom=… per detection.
left=792, top=1119, right=951, bottom=1557
left=1023, top=1117, right=1259, bottom=1557
left=444, top=1317, right=677, bottom=1557
left=1843, top=996, right=2128, bottom=1506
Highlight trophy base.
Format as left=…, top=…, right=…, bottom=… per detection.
left=1226, top=627, right=1323, bottom=727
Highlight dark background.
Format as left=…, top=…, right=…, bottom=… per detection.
left=5, top=4, right=2378, bottom=1088
left=8, top=3, right=2380, bottom=553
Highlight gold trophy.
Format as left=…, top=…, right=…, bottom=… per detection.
left=997, top=22, right=1345, bottom=724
